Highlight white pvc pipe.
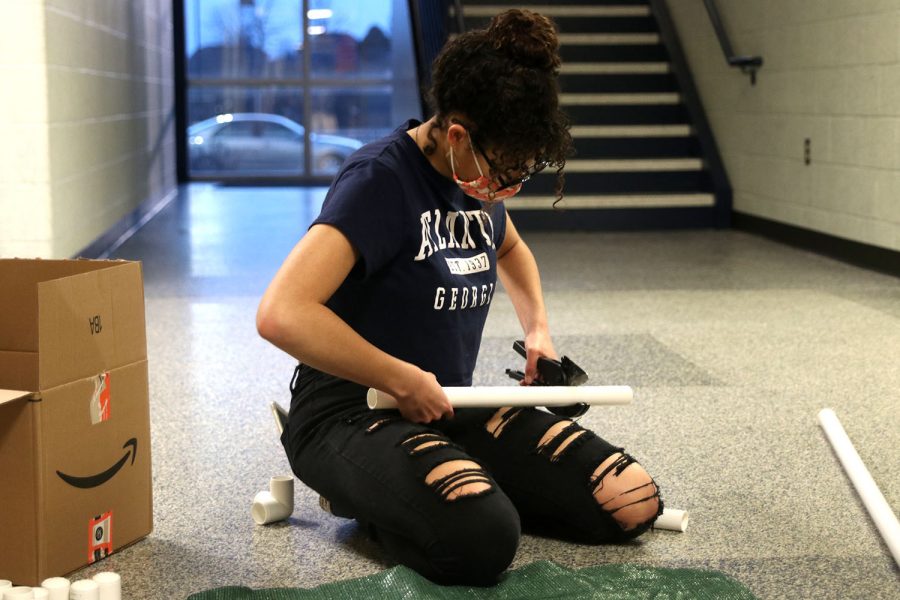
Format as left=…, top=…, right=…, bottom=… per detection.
left=3, top=587, right=34, bottom=599
left=367, top=385, right=633, bottom=410
left=68, top=580, right=99, bottom=600
left=654, top=508, right=689, bottom=532
left=38, top=578, right=68, bottom=600
left=91, top=573, right=121, bottom=600
left=30, top=590, right=48, bottom=600
left=817, top=408, right=900, bottom=567
left=251, top=476, right=294, bottom=525
left=0, top=582, right=12, bottom=592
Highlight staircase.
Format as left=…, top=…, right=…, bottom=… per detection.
left=458, top=0, right=731, bottom=230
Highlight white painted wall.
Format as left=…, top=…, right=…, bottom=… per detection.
left=0, top=0, right=176, bottom=258
left=667, top=0, right=900, bottom=251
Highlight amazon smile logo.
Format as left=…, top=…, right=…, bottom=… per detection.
left=56, top=438, right=138, bottom=489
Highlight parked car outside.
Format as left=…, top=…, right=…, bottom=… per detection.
left=188, top=113, right=363, bottom=176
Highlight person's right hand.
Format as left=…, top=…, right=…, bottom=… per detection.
left=392, top=368, right=454, bottom=423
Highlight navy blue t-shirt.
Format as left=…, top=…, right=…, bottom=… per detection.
left=312, top=119, right=507, bottom=386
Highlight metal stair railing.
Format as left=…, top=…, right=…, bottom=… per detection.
left=703, top=0, right=763, bottom=85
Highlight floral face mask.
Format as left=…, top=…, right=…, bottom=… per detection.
left=449, top=135, right=522, bottom=203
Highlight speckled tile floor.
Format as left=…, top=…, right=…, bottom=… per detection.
left=64, top=183, right=899, bottom=599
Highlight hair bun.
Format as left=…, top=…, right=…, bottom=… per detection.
left=487, top=9, right=560, bottom=71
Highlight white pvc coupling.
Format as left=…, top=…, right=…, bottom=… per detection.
left=38, top=578, right=69, bottom=600
left=92, top=572, right=121, bottom=600
left=69, top=580, right=100, bottom=600
left=3, top=587, right=35, bottom=599
left=252, top=475, right=294, bottom=525
left=654, top=508, right=689, bottom=532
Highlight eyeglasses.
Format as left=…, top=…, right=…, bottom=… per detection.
left=471, top=138, right=550, bottom=192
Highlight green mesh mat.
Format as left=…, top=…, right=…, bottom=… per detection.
left=187, top=560, right=757, bottom=600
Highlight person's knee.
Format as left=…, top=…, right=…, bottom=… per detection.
left=426, top=489, right=520, bottom=585
left=590, top=452, right=661, bottom=537
left=532, top=422, right=661, bottom=540
left=434, top=526, right=519, bottom=585
left=425, top=459, right=493, bottom=500
left=416, top=452, right=520, bottom=584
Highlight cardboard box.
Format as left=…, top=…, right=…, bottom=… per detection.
left=0, top=259, right=152, bottom=585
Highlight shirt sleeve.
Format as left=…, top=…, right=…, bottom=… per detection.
left=312, top=159, right=406, bottom=280
left=494, top=202, right=508, bottom=249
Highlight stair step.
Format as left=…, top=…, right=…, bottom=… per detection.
left=571, top=125, right=693, bottom=137
left=453, top=30, right=668, bottom=63
left=561, top=62, right=669, bottom=74
left=573, top=136, right=700, bottom=158
left=561, top=92, right=679, bottom=105
left=509, top=194, right=715, bottom=209
left=464, top=15, right=657, bottom=33
left=565, top=105, right=689, bottom=125
left=561, top=73, right=676, bottom=93
left=564, top=158, right=703, bottom=172
left=448, top=33, right=662, bottom=45
left=562, top=43, right=668, bottom=62
left=524, top=170, right=712, bottom=195
left=463, top=5, right=650, bottom=17
left=558, top=33, right=659, bottom=44
left=508, top=206, right=721, bottom=230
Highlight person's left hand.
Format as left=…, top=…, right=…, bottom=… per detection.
left=521, top=330, right=558, bottom=385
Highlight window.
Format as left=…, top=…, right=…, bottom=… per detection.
left=183, top=0, right=421, bottom=179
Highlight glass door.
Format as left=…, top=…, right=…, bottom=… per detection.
left=183, top=0, right=420, bottom=181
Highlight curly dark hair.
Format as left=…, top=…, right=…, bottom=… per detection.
left=425, top=9, right=573, bottom=201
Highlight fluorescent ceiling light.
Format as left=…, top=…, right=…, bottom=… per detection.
left=307, top=9, right=333, bottom=19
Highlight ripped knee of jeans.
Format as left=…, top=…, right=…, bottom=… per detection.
left=590, top=453, right=662, bottom=532
left=535, top=420, right=589, bottom=462
left=426, top=459, right=494, bottom=502
left=485, top=407, right=525, bottom=438
left=400, top=432, right=450, bottom=456
left=398, top=430, right=495, bottom=502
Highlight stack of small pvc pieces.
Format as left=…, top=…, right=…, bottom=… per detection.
left=0, top=571, right=121, bottom=599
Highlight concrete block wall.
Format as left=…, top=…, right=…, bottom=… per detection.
left=667, top=0, right=900, bottom=252
left=0, top=2, right=53, bottom=257
left=0, top=0, right=176, bottom=258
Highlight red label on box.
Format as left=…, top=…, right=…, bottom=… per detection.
left=88, top=512, right=113, bottom=563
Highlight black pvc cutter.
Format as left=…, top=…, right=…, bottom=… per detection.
left=505, top=340, right=590, bottom=418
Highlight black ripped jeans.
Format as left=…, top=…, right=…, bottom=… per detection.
left=281, top=365, right=662, bottom=586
